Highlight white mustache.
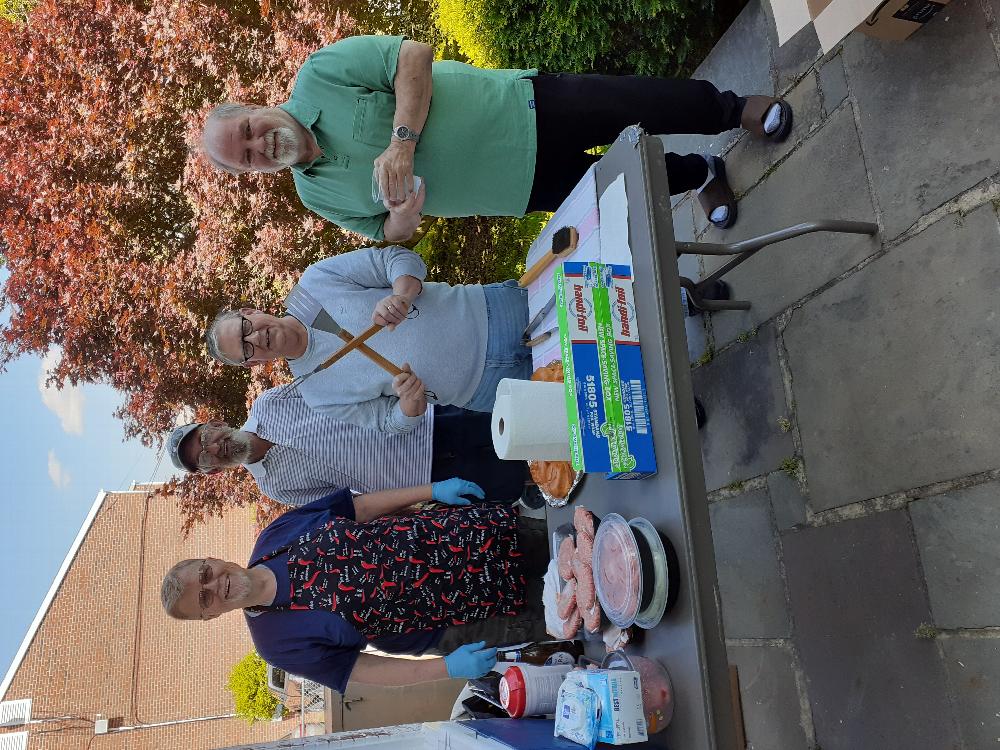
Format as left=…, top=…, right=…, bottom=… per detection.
left=264, top=127, right=299, bottom=165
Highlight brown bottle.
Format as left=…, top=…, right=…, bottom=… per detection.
left=495, top=640, right=584, bottom=666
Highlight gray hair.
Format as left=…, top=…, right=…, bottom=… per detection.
left=209, top=102, right=257, bottom=122
left=161, top=559, right=201, bottom=620
left=205, top=308, right=244, bottom=366
left=202, top=103, right=260, bottom=174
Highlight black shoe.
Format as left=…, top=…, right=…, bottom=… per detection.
left=702, top=279, right=731, bottom=303
left=519, top=484, right=547, bottom=510
left=686, top=280, right=731, bottom=317
left=698, top=155, right=738, bottom=230
left=694, top=398, right=707, bottom=429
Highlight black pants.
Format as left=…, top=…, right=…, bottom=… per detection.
left=430, top=405, right=529, bottom=503
left=526, top=73, right=746, bottom=212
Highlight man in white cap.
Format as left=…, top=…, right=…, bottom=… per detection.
left=166, top=384, right=529, bottom=506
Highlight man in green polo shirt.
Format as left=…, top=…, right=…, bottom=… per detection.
left=201, top=35, right=792, bottom=241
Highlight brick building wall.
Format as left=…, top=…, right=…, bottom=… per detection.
left=0, top=485, right=296, bottom=749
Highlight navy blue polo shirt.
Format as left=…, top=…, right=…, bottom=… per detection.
left=244, top=489, right=444, bottom=693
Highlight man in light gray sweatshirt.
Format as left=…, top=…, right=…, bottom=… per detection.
left=207, top=246, right=532, bottom=433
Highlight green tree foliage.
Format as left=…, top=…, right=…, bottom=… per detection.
left=227, top=651, right=282, bottom=725
left=415, top=214, right=546, bottom=285
left=319, top=0, right=443, bottom=44
left=0, top=0, right=34, bottom=23
left=434, top=0, right=719, bottom=77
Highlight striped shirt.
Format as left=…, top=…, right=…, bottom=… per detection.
left=241, top=385, right=434, bottom=507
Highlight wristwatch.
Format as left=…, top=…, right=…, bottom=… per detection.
left=391, top=124, right=420, bottom=143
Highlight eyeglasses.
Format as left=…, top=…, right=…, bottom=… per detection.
left=197, top=560, right=214, bottom=612
left=195, top=426, right=224, bottom=473
left=239, top=316, right=254, bottom=364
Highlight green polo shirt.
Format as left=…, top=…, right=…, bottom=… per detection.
left=280, top=35, right=538, bottom=240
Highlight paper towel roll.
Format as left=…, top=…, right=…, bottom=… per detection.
left=491, top=379, right=571, bottom=461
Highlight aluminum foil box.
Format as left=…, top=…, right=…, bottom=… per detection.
left=556, top=262, right=656, bottom=479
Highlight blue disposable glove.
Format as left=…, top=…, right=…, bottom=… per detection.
left=444, top=641, right=498, bottom=680
left=431, top=478, right=485, bottom=506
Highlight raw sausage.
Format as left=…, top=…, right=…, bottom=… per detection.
left=583, top=601, right=601, bottom=633
left=574, top=506, right=595, bottom=538
left=576, top=530, right=594, bottom=563
left=558, top=536, right=576, bottom=581
left=557, top=579, right=578, bottom=619
left=572, top=555, right=596, bottom=609
left=562, top=605, right=583, bottom=639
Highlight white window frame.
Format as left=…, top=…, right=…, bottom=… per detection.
left=0, top=699, right=30, bottom=727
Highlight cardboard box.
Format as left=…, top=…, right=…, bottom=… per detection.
left=771, top=0, right=950, bottom=52
left=560, top=669, right=648, bottom=745
left=556, top=262, right=656, bottom=479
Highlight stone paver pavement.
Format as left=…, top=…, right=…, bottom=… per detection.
left=669, top=2, right=1000, bottom=746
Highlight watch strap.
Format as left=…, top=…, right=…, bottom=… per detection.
left=392, top=125, right=420, bottom=143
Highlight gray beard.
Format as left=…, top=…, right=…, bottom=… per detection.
left=225, top=430, right=253, bottom=465
left=265, top=127, right=301, bottom=167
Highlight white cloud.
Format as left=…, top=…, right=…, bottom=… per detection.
left=37, top=349, right=85, bottom=435
left=47, top=450, right=72, bottom=489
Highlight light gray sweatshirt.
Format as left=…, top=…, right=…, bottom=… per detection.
left=290, top=246, right=488, bottom=433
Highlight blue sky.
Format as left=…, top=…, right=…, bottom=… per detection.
left=0, top=268, right=178, bottom=684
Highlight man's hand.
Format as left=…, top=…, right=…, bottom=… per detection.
left=374, top=140, right=416, bottom=205
left=381, top=181, right=425, bottom=242
left=431, top=478, right=485, bottom=506
left=383, top=178, right=425, bottom=213
left=393, top=363, right=428, bottom=417
left=372, top=293, right=411, bottom=331
left=443, top=641, right=498, bottom=680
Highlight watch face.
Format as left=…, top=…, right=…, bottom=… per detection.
left=394, top=126, right=418, bottom=141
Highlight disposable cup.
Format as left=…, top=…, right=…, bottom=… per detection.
left=372, top=172, right=422, bottom=204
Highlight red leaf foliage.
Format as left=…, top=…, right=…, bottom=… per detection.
left=0, top=0, right=363, bottom=530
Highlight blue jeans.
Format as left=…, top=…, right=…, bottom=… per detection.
left=462, top=281, right=533, bottom=413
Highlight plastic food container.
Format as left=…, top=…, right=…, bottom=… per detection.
left=551, top=519, right=605, bottom=640
left=593, top=512, right=643, bottom=628
left=602, top=650, right=675, bottom=733
left=628, top=516, right=680, bottom=629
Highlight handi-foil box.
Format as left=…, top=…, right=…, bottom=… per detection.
left=555, top=261, right=656, bottom=479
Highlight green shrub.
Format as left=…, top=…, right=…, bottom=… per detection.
left=227, top=651, right=281, bottom=725
left=1, top=0, right=36, bottom=22
left=435, top=0, right=502, bottom=68
left=415, top=213, right=548, bottom=285
left=433, top=0, right=718, bottom=77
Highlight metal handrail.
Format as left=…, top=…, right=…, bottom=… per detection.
left=678, top=220, right=879, bottom=299
left=675, top=220, right=878, bottom=256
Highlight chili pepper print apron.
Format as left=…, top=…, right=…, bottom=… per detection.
left=257, top=505, right=527, bottom=639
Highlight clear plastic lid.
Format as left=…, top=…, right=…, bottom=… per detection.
left=593, top=512, right=642, bottom=627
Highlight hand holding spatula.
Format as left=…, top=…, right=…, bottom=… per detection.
left=284, top=285, right=402, bottom=376
left=284, top=285, right=438, bottom=402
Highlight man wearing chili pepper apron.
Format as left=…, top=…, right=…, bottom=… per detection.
left=161, top=479, right=549, bottom=692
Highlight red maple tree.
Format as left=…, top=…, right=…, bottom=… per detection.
left=0, top=0, right=359, bottom=528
